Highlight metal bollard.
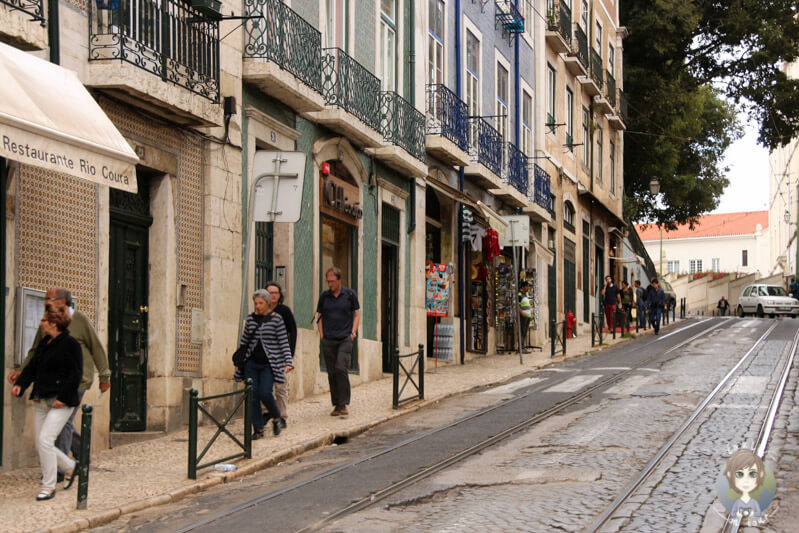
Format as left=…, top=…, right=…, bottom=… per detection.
left=188, top=388, right=198, bottom=480
left=76, top=404, right=92, bottom=510
left=244, top=379, right=253, bottom=458
left=418, top=344, right=425, bottom=400
left=550, top=320, right=556, bottom=357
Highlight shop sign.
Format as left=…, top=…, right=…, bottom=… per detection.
left=426, top=262, right=451, bottom=317
left=321, top=175, right=363, bottom=220
left=498, top=215, right=530, bottom=247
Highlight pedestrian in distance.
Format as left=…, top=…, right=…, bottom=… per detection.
left=649, top=279, right=667, bottom=334
left=8, top=287, right=110, bottom=479
left=717, top=296, right=729, bottom=317
left=11, top=305, right=82, bottom=501
left=634, top=280, right=647, bottom=330
left=600, top=275, right=621, bottom=332
left=235, top=289, right=293, bottom=438
left=789, top=277, right=799, bottom=300
left=620, top=280, right=634, bottom=327
left=264, top=281, right=296, bottom=429
left=316, top=266, right=360, bottom=417
left=518, top=280, right=533, bottom=352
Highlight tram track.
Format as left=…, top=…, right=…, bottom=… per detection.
left=171, top=317, right=738, bottom=533
left=585, top=320, right=796, bottom=533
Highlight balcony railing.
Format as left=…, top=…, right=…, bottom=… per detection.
left=574, top=25, right=588, bottom=70
left=590, top=48, right=604, bottom=90
left=426, top=84, right=469, bottom=152
left=547, top=0, right=572, bottom=47
left=534, top=163, right=551, bottom=210
left=495, top=1, right=525, bottom=41
left=1, top=0, right=44, bottom=24
left=619, top=90, right=628, bottom=123
left=606, top=72, right=617, bottom=108
left=470, top=117, right=503, bottom=177
left=243, top=0, right=322, bottom=94
left=89, top=0, right=220, bottom=101
left=322, top=47, right=381, bottom=132
left=505, top=143, right=528, bottom=196
left=380, top=91, right=426, bottom=163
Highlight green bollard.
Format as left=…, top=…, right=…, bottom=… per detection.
left=76, top=404, right=92, bottom=510
left=244, top=379, right=253, bottom=459
left=188, top=389, right=198, bottom=480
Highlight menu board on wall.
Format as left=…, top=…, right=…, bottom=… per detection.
left=426, top=263, right=451, bottom=317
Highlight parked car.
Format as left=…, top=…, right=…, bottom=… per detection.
left=659, top=278, right=677, bottom=309
left=737, top=284, right=799, bottom=318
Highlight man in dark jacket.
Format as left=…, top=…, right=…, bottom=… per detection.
left=634, top=280, right=647, bottom=330
left=601, top=276, right=621, bottom=331
left=649, top=279, right=666, bottom=334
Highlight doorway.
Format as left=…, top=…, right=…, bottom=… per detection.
left=0, top=158, right=6, bottom=461
left=108, top=178, right=152, bottom=432
left=381, top=242, right=398, bottom=372
left=595, top=246, right=605, bottom=316
left=563, top=238, right=577, bottom=319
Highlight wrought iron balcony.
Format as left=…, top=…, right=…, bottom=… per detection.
left=380, top=91, right=426, bottom=163
left=534, top=163, right=551, bottom=211
left=574, top=25, right=589, bottom=70
left=1, top=0, right=44, bottom=24
left=426, top=84, right=469, bottom=153
left=590, top=48, right=604, bottom=90
left=469, top=117, right=503, bottom=178
left=547, top=0, right=572, bottom=47
left=495, top=1, right=524, bottom=44
left=606, top=72, right=617, bottom=109
left=322, top=47, right=381, bottom=132
left=505, top=143, right=529, bottom=196
left=89, top=0, right=220, bottom=101
left=243, top=0, right=322, bottom=94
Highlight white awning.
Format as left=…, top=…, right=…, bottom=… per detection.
left=0, top=42, right=138, bottom=192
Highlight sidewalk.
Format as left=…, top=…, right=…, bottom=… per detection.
left=2, top=322, right=671, bottom=533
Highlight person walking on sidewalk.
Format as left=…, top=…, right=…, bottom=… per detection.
left=634, top=280, right=647, bottom=330
left=620, top=280, right=634, bottom=327
left=649, top=279, right=666, bottom=334
left=518, top=281, right=533, bottom=352
left=11, top=305, right=81, bottom=501
left=9, top=288, right=110, bottom=477
left=717, top=296, right=729, bottom=317
left=235, top=289, right=293, bottom=438
left=265, top=281, right=296, bottom=429
left=601, top=276, right=621, bottom=332
left=317, top=267, right=360, bottom=417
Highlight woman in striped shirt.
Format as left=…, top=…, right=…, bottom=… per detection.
left=235, top=289, right=293, bottom=438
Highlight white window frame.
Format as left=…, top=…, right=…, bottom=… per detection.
left=608, top=44, right=615, bottom=76
left=582, top=105, right=590, bottom=167
left=595, top=20, right=602, bottom=51
left=325, top=0, right=346, bottom=49
left=546, top=64, right=556, bottom=133
left=380, top=0, right=397, bottom=92
left=521, top=83, right=533, bottom=157
left=595, top=126, right=603, bottom=183
left=565, top=86, right=574, bottom=152
left=667, top=260, right=679, bottom=274
left=495, top=51, right=511, bottom=143
left=609, top=139, right=615, bottom=194
left=712, top=258, right=719, bottom=271
left=519, top=0, right=534, bottom=47
left=581, top=0, right=588, bottom=28
left=427, top=0, right=445, bottom=87
left=464, top=19, right=482, bottom=150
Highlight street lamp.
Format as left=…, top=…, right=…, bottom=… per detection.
left=649, top=179, right=663, bottom=278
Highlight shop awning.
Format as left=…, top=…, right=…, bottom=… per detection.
left=425, top=177, right=480, bottom=211
left=0, top=42, right=138, bottom=192
left=476, top=201, right=509, bottom=230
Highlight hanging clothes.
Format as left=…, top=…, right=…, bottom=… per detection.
left=485, top=228, right=501, bottom=261
left=470, top=224, right=487, bottom=251
left=461, top=206, right=474, bottom=242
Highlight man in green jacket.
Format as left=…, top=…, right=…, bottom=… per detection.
left=9, top=288, right=110, bottom=463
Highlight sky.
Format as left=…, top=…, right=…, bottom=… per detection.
left=712, top=119, right=770, bottom=214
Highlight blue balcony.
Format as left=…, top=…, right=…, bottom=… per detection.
left=495, top=1, right=524, bottom=44
left=469, top=117, right=503, bottom=178
left=426, top=84, right=469, bottom=152
left=505, top=143, right=529, bottom=196
left=534, top=164, right=551, bottom=211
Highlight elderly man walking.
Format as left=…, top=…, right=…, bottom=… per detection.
left=316, top=267, right=360, bottom=417
left=9, top=288, right=110, bottom=468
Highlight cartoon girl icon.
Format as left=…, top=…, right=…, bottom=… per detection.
left=723, top=449, right=766, bottom=519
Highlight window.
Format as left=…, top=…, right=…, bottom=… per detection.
left=522, top=90, right=533, bottom=156
left=427, top=0, right=444, bottom=86
left=595, top=127, right=603, bottom=183
left=712, top=258, right=719, bottom=271
left=380, top=0, right=397, bottom=91
left=609, top=140, right=615, bottom=193
left=549, top=193, right=556, bottom=214
left=496, top=60, right=509, bottom=142
left=465, top=29, right=480, bottom=148
left=595, top=21, right=602, bottom=50
left=565, top=87, right=574, bottom=151
left=325, top=0, right=345, bottom=49
left=582, top=106, right=590, bottom=167
left=742, top=250, right=748, bottom=267
left=520, top=0, right=534, bottom=42
left=564, top=201, right=575, bottom=231
left=608, top=44, right=615, bottom=75
left=547, top=64, right=556, bottom=131
left=667, top=260, right=679, bottom=274
left=581, top=0, right=588, bottom=28
left=690, top=259, right=703, bottom=274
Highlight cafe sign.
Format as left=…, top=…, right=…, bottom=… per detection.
left=321, top=175, right=363, bottom=222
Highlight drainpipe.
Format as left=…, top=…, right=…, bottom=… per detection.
left=48, top=0, right=59, bottom=64
left=514, top=1, right=520, bottom=148
left=455, top=0, right=466, bottom=364
left=408, top=0, right=415, bottom=106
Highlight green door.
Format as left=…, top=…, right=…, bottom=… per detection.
left=583, top=224, right=590, bottom=322
left=564, top=238, right=577, bottom=317
left=109, top=186, right=151, bottom=432
left=548, top=251, right=557, bottom=325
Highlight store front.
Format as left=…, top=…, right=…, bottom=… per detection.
left=466, top=208, right=489, bottom=353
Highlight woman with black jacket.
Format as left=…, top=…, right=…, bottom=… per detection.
left=12, top=306, right=82, bottom=501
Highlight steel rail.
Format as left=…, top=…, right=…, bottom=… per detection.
left=172, top=318, right=725, bottom=533
left=723, top=326, right=799, bottom=533
left=585, top=321, right=779, bottom=533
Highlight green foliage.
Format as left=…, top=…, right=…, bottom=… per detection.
left=621, top=0, right=799, bottom=227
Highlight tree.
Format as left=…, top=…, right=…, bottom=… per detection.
left=621, top=0, right=799, bottom=227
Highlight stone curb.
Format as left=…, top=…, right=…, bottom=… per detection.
left=39, top=323, right=669, bottom=533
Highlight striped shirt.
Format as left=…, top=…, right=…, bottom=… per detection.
left=234, top=312, right=293, bottom=383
